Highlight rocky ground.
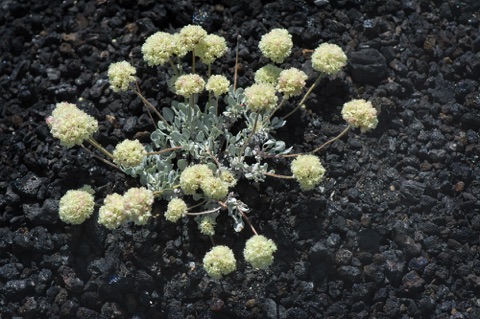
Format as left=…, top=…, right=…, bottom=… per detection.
left=1, top=0, right=480, bottom=318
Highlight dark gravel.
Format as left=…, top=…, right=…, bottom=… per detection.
left=1, top=0, right=480, bottom=318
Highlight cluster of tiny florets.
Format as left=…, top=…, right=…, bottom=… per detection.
left=206, top=75, right=230, bottom=97
left=219, top=169, right=237, bottom=188
left=98, top=193, right=125, bottom=230
left=254, top=64, right=282, bottom=86
left=180, top=164, right=214, bottom=195
left=112, top=139, right=147, bottom=168
left=290, top=155, right=325, bottom=191
left=179, top=24, right=207, bottom=52
left=258, top=28, right=293, bottom=63
left=341, top=99, right=378, bottom=133
left=165, top=198, right=188, bottom=222
left=243, top=235, right=277, bottom=269
left=141, top=31, right=176, bottom=67
left=108, top=61, right=137, bottom=92
left=200, top=176, right=229, bottom=200
left=276, top=67, right=308, bottom=98
left=203, top=245, right=237, bottom=279
left=244, top=83, right=278, bottom=113
left=175, top=74, right=205, bottom=98
left=311, top=43, right=347, bottom=75
left=58, top=187, right=95, bottom=225
left=47, top=102, right=98, bottom=148
left=197, top=215, right=217, bottom=236
left=195, top=34, right=227, bottom=64
left=123, top=187, right=154, bottom=226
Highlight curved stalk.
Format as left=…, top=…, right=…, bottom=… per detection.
left=282, top=73, right=322, bottom=120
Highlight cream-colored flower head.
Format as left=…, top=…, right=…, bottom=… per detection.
left=200, top=176, right=229, bottom=200
left=58, top=187, right=95, bottom=225
left=341, top=99, right=378, bottom=133
left=179, top=164, right=214, bottom=195
left=276, top=67, right=308, bottom=98
left=172, top=33, right=189, bottom=57
left=254, top=64, right=282, bottom=86
left=243, top=235, right=277, bottom=269
left=123, top=187, right=154, bottom=226
left=195, top=34, right=227, bottom=64
left=142, top=31, right=176, bottom=66
left=48, top=102, right=98, bottom=148
left=206, top=75, right=230, bottom=96
left=290, top=155, right=325, bottom=191
left=112, top=139, right=146, bottom=168
left=165, top=198, right=188, bottom=223
left=203, top=245, right=236, bottom=279
left=98, top=193, right=126, bottom=229
left=179, top=24, right=207, bottom=52
left=311, top=43, right=347, bottom=75
left=258, top=28, right=293, bottom=63
left=244, top=83, right=278, bottom=113
left=197, top=215, right=217, bottom=236
left=108, top=61, right=136, bottom=92
left=175, top=74, right=205, bottom=98
left=219, top=169, right=237, bottom=188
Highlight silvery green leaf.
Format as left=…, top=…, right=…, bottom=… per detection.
left=280, top=146, right=293, bottom=154
left=182, top=129, right=191, bottom=140
left=171, top=131, right=183, bottom=143
left=192, top=193, right=204, bottom=201
left=271, top=116, right=287, bottom=129
left=162, top=108, right=174, bottom=122
left=273, top=141, right=286, bottom=152
left=177, top=159, right=188, bottom=171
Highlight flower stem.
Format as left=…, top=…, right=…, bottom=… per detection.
left=239, top=112, right=259, bottom=158
left=240, top=209, right=258, bottom=236
left=282, top=73, right=322, bottom=120
left=186, top=206, right=222, bottom=216
left=264, top=172, right=295, bottom=179
left=80, top=144, right=120, bottom=171
left=134, top=82, right=171, bottom=128
left=87, top=137, right=114, bottom=159
left=147, top=146, right=183, bottom=156
left=282, top=124, right=351, bottom=158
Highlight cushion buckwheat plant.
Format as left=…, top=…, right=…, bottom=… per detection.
left=49, top=26, right=378, bottom=279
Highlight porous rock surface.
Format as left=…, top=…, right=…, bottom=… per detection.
left=0, top=0, right=479, bottom=318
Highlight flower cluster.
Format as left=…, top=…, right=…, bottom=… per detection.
left=203, top=245, right=237, bottom=279
left=276, top=67, right=308, bottom=98
left=142, top=31, right=177, bottom=67
left=98, top=193, right=125, bottom=230
left=254, top=64, right=282, bottom=86
left=244, top=83, right=278, bottom=113
left=47, top=102, right=98, bottom=148
left=165, top=198, right=188, bottom=222
left=58, top=186, right=95, bottom=225
left=179, top=25, right=208, bottom=52
left=175, top=74, right=205, bottom=98
left=195, top=34, right=227, bottom=65
left=112, top=139, right=146, bottom=168
left=244, top=235, right=278, bottom=269
left=108, top=61, right=137, bottom=92
left=206, top=75, right=230, bottom=97
left=290, top=155, right=325, bottom=191
left=97, top=187, right=154, bottom=229
left=258, top=28, right=293, bottom=63
left=179, top=164, right=214, bottom=195
left=341, top=99, right=378, bottom=133
left=197, top=215, right=217, bottom=236
left=311, top=43, right=347, bottom=75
